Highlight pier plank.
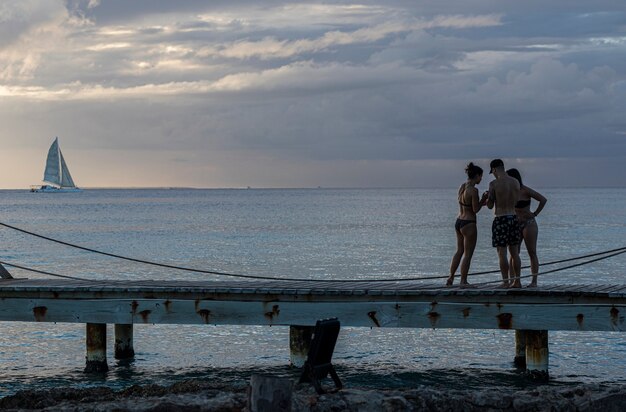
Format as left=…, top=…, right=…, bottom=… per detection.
left=561, top=284, right=593, bottom=292
left=534, top=284, right=566, bottom=291
left=594, top=284, right=623, bottom=293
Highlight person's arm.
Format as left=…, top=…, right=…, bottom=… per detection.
left=486, top=182, right=495, bottom=209
left=480, top=190, right=489, bottom=207
left=471, top=187, right=483, bottom=213
left=527, top=187, right=547, bottom=217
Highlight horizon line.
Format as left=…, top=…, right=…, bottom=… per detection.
left=2, top=185, right=626, bottom=191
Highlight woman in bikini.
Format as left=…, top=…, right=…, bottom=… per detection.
left=506, top=168, right=547, bottom=287
left=447, top=162, right=488, bottom=286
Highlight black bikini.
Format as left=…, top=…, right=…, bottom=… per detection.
left=456, top=188, right=476, bottom=230
left=515, top=199, right=534, bottom=236
left=455, top=218, right=476, bottom=231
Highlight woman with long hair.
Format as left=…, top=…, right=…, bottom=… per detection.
left=506, top=168, right=547, bottom=287
left=447, top=162, right=488, bottom=286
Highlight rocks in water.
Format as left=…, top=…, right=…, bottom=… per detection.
left=2, top=380, right=626, bottom=411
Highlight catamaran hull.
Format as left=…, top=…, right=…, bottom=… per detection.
left=31, top=186, right=82, bottom=193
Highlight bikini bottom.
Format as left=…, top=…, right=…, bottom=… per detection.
left=455, top=218, right=476, bottom=231
left=519, top=217, right=536, bottom=235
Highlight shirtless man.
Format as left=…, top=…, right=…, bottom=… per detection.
left=486, top=159, right=522, bottom=288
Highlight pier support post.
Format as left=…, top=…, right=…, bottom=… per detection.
left=289, top=325, right=313, bottom=368
left=524, top=330, right=549, bottom=380
left=85, top=323, right=108, bottom=373
left=114, top=324, right=135, bottom=360
left=249, top=374, right=293, bottom=412
left=514, top=330, right=526, bottom=368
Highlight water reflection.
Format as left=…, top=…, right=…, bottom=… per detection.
left=0, top=188, right=625, bottom=396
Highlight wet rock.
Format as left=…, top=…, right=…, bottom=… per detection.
left=3, top=380, right=626, bottom=411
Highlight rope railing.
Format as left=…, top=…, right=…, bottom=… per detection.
left=468, top=249, right=626, bottom=288
left=1, top=221, right=624, bottom=284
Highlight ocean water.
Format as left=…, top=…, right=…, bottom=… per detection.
left=0, top=187, right=624, bottom=396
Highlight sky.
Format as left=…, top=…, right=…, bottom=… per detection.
left=1, top=0, right=625, bottom=189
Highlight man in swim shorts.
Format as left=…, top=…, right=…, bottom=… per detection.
left=487, top=159, right=522, bottom=288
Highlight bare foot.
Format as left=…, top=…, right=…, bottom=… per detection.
left=496, top=282, right=510, bottom=289
left=526, top=282, right=537, bottom=288
left=460, top=282, right=476, bottom=289
left=445, top=276, right=454, bottom=286
left=510, top=282, right=522, bottom=288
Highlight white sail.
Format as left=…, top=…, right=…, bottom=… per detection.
left=43, top=138, right=61, bottom=186
left=36, top=137, right=80, bottom=192
left=59, top=150, right=76, bottom=187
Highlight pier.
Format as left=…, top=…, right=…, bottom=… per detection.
left=1, top=278, right=625, bottom=377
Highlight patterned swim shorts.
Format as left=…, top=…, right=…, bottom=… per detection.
left=492, top=215, right=521, bottom=247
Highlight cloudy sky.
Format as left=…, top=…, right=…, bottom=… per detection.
left=1, top=0, right=625, bottom=189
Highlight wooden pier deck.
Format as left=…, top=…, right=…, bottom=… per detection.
left=2, top=278, right=625, bottom=330
left=2, top=278, right=625, bottom=375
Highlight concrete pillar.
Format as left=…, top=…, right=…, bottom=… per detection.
left=114, top=324, right=135, bottom=360
left=514, top=330, right=526, bottom=368
left=85, top=323, right=108, bottom=372
left=525, top=330, right=549, bottom=380
left=289, top=325, right=313, bottom=367
left=248, top=374, right=293, bottom=412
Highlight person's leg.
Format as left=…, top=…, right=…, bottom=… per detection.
left=524, top=221, right=539, bottom=287
left=509, top=243, right=522, bottom=288
left=509, top=243, right=520, bottom=281
left=447, top=229, right=464, bottom=285
left=460, top=223, right=477, bottom=285
left=497, top=246, right=510, bottom=287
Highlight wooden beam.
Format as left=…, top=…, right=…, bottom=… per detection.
left=4, top=279, right=626, bottom=307
left=1, top=298, right=625, bottom=332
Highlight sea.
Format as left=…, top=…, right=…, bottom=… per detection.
left=0, top=187, right=624, bottom=397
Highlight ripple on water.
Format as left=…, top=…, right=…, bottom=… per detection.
left=0, top=188, right=624, bottom=396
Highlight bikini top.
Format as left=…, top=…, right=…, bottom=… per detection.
left=458, top=184, right=474, bottom=208
left=515, top=199, right=531, bottom=209
left=459, top=193, right=472, bottom=208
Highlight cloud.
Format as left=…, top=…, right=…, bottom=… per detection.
left=458, top=58, right=616, bottom=119
left=0, top=1, right=64, bottom=46
left=201, top=14, right=502, bottom=60
left=0, top=1, right=89, bottom=82
left=0, top=59, right=420, bottom=100
left=1, top=1, right=625, bottom=188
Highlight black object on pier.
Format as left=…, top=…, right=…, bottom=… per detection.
left=0, top=263, right=13, bottom=279
left=299, top=318, right=342, bottom=394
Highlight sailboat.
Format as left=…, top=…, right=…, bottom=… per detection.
left=31, top=137, right=82, bottom=193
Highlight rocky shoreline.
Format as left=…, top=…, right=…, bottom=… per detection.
left=2, top=380, right=626, bottom=411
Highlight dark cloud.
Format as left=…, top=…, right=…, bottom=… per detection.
left=1, top=0, right=625, bottom=188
